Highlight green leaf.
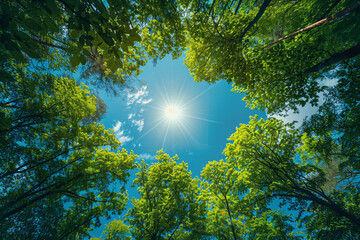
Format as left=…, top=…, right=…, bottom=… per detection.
left=70, top=55, right=80, bottom=67
left=79, top=54, right=86, bottom=65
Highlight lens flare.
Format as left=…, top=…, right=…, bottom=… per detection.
left=165, top=105, right=182, bottom=121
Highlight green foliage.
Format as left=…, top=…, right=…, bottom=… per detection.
left=185, top=0, right=360, bottom=114
left=0, top=0, right=188, bottom=92
left=224, top=116, right=360, bottom=238
left=91, top=219, right=132, bottom=240
left=125, top=150, right=207, bottom=240
left=302, top=57, right=360, bottom=171
left=0, top=64, right=136, bottom=239
left=1, top=0, right=360, bottom=239
left=201, top=159, right=300, bottom=239
left=303, top=189, right=360, bottom=239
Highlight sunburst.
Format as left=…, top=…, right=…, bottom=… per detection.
left=164, top=104, right=183, bottom=121
left=137, top=83, right=218, bottom=149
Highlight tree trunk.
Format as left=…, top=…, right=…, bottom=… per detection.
left=319, top=0, right=342, bottom=19
left=292, top=183, right=360, bottom=229
left=305, top=43, right=360, bottom=75
left=238, top=0, right=272, bottom=40
left=267, top=1, right=360, bottom=47
left=224, top=195, right=238, bottom=240
left=234, top=0, right=243, bottom=15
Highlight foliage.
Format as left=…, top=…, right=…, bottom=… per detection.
left=201, top=159, right=300, bottom=239
left=224, top=116, right=360, bottom=238
left=1, top=0, right=360, bottom=239
left=125, top=150, right=207, bottom=240
left=301, top=57, right=360, bottom=171
left=0, top=0, right=188, bottom=93
left=90, top=219, right=132, bottom=240
left=185, top=0, right=360, bottom=114
left=0, top=64, right=136, bottom=239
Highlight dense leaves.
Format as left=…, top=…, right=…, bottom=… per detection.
left=0, top=0, right=188, bottom=92
left=0, top=64, right=136, bottom=239
left=201, top=159, right=300, bottom=239
left=125, top=151, right=207, bottom=240
left=185, top=0, right=360, bottom=114
left=224, top=116, right=360, bottom=238
left=1, top=0, right=359, bottom=239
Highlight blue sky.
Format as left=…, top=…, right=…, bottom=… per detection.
left=100, top=55, right=266, bottom=177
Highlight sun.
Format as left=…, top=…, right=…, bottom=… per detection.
left=136, top=83, right=217, bottom=149
left=164, top=105, right=182, bottom=121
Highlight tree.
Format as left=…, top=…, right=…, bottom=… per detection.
left=0, top=64, right=136, bottom=239
left=2, top=1, right=360, bottom=238
left=185, top=0, right=360, bottom=114
left=301, top=57, right=360, bottom=173
left=124, top=150, right=207, bottom=240
left=90, top=219, right=132, bottom=240
left=201, top=159, right=301, bottom=239
left=0, top=0, right=189, bottom=92
left=0, top=0, right=189, bottom=238
left=223, top=115, right=360, bottom=238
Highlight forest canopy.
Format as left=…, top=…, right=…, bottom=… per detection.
left=1, top=0, right=359, bottom=239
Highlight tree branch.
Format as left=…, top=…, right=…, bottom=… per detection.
left=267, top=1, right=360, bottom=47
left=319, top=0, right=342, bottom=19
left=304, top=43, right=360, bottom=75
left=234, top=0, right=243, bottom=15
left=237, top=0, right=272, bottom=40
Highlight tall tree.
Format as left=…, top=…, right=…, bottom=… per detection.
left=125, top=151, right=207, bottom=240
left=91, top=219, right=132, bottom=240
left=301, top=57, right=360, bottom=173
left=0, top=0, right=189, bottom=93
left=201, top=159, right=301, bottom=239
left=223, top=115, right=360, bottom=238
left=185, top=0, right=360, bottom=114
left=0, top=64, right=136, bottom=239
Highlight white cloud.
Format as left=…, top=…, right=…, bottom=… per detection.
left=116, top=130, right=124, bottom=137
left=118, top=135, right=134, bottom=144
left=126, top=86, right=153, bottom=107
left=270, top=104, right=320, bottom=128
left=137, top=153, right=156, bottom=161
left=324, top=78, right=338, bottom=87
left=128, top=113, right=135, bottom=119
left=112, top=121, right=133, bottom=145
left=127, top=86, right=149, bottom=105
left=113, top=121, right=122, bottom=132
left=132, top=119, right=144, bottom=132
left=141, top=98, right=153, bottom=105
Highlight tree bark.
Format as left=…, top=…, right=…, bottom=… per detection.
left=267, top=1, right=360, bottom=47
left=319, top=0, right=342, bottom=19
left=237, top=0, right=272, bottom=40
left=234, top=0, right=243, bottom=15
left=224, top=195, right=238, bottom=240
left=304, top=43, right=360, bottom=75
left=0, top=103, right=22, bottom=108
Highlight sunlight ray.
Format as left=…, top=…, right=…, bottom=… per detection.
left=137, top=118, right=166, bottom=140
left=146, top=104, right=166, bottom=111
left=145, top=80, right=218, bottom=149
left=181, top=85, right=214, bottom=107
left=175, top=80, right=186, bottom=106
left=176, top=120, right=198, bottom=145
left=182, top=114, right=220, bottom=124
left=162, top=79, right=172, bottom=106
left=162, top=122, right=171, bottom=148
